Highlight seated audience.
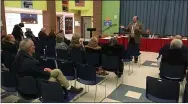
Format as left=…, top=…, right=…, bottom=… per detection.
left=159, top=35, right=188, bottom=57
left=57, top=30, right=70, bottom=45
left=12, top=39, right=83, bottom=93
left=48, top=29, right=56, bottom=42
left=25, top=28, right=36, bottom=44
left=56, top=33, right=69, bottom=50
left=102, top=37, right=124, bottom=77
left=2, top=34, right=18, bottom=55
left=85, top=37, right=108, bottom=75
left=69, top=34, right=85, bottom=51
left=160, top=39, right=187, bottom=69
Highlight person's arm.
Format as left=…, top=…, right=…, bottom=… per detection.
left=135, top=24, right=144, bottom=34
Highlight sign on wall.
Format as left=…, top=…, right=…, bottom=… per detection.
left=21, top=0, right=33, bottom=9
left=104, top=20, right=112, bottom=26
left=75, top=0, right=85, bottom=7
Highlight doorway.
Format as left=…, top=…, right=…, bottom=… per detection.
left=82, top=16, right=92, bottom=39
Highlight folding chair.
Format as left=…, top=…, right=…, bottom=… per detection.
left=39, top=80, right=79, bottom=103
left=101, top=54, right=123, bottom=87
left=17, top=76, right=40, bottom=100
left=1, top=51, right=15, bottom=70
left=57, top=61, right=77, bottom=86
left=39, top=58, right=57, bottom=69
left=146, top=76, right=180, bottom=103
left=183, top=83, right=188, bottom=103
left=76, top=64, right=106, bottom=102
left=159, top=62, right=186, bottom=91
left=70, top=48, right=85, bottom=64
left=84, top=52, right=100, bottom=67
left=1, top=71, right=17, bottom=92
left=56, top=49, right=70, bottom=61
left=122, top=50, right=133, bottom=75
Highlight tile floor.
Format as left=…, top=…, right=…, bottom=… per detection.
left=1, top=51, right=185, bottom=103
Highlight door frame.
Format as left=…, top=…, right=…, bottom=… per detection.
left=81, top=16, right=92, bottom=38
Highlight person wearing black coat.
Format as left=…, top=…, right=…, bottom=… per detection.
left=101, top=37, right=124, bottom=77
left=38, top=28, right=48, bottom=48
left=1, top=35, right=18, bottom=69
left=161, top=39, right=188, bottom=72
left=2, top=35, right=18, bottom=55
left=25, top=28, right=36, bottom=45
left=12, top=23, right=24, bottom=42
left=12, top=39, right=83, bottom=93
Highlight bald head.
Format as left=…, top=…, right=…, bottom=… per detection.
left=174, top=35, right=182, bottom=40
left=133, top=16, right=138, bottom=23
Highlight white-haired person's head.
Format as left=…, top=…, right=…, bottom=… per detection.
left=170, top=39, right=183, bottom=49
left=19, top=38, right=35, bottom=56
left=174, top=35, right=182, bottom=40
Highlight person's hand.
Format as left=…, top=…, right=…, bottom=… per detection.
left=44, top=68, right=52, bottom=72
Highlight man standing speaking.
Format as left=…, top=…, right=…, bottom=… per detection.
left=120, top=16, right=144, bottom=63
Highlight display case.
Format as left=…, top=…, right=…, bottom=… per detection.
left=64, top=17, right=73, bottom=34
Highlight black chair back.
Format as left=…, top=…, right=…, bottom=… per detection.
left=1, top=50, right=15, bottom=70
left=58, top=61, right=76, bottom=80
left=17, top=76, right=40, bottom=100
left=40, top=80, right=65, bottom=103
left=159, top=62, right=185, bottom=81
left=183, top=83, right=188, bottom=103
left=76, top=64, right=96, bottom=83
left=85, top=52, right=100, bottom=67
left=101, top=54, right=119, bottom=72
left=39, top=58, right=56, bottom=69
left=56, top=49, right=69, bottom=61
left=1, top=71, right=17, bottom=92
left=146, top=76, right=180, bottom=103
left=70, top=48, right=85, bottom=64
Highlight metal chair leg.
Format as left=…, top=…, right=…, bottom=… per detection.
left=128, top=61, right=133, bottom=75
left=105, top=77, right=107, bottom=97
left=94, top=85, right=97, bottom=102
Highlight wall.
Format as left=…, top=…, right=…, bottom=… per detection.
left=4, top=1, right=21, bottom=8
left=102, top=1, right=120, bottom=35
left=4, top=0, right=47, bottom=10
left=68, top=1, right=93, bottom=16
left=5, top=13, right=43, bottom=37
left=56, top=0, right=62, bottom=12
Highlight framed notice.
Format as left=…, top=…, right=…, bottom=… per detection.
left=104, top=20, right=112, bottom=26
left=22, top=0, right=33, bottom=9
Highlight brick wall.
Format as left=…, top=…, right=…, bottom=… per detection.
left=42, top=0, right=56, bottom=34
left=74, top=11, right=81, bottom=37
left=93, top=0, right=102, bottom=38
left=1, top=0, right=7, bottom=35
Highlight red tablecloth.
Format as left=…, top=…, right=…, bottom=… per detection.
left=99, top=37, right=188, bottom=53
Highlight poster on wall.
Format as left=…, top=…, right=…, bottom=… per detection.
left=75, top=0, right=85, bottom=7
left=21, top=0, right=33, bottom=9
left=104, top=20, right=112, bottom=26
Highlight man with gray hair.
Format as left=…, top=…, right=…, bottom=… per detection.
left=170, top=39, right=183, bottom=49
left=159, top=35, right=187, bottom=57
left=12, top=39, right=83, bottom=93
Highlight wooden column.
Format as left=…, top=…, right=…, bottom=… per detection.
left=42, top=0, right=56, bottom=34
left=93, top=0, right=102, bottom=38
left=1, top=0, right=7, bottom=35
